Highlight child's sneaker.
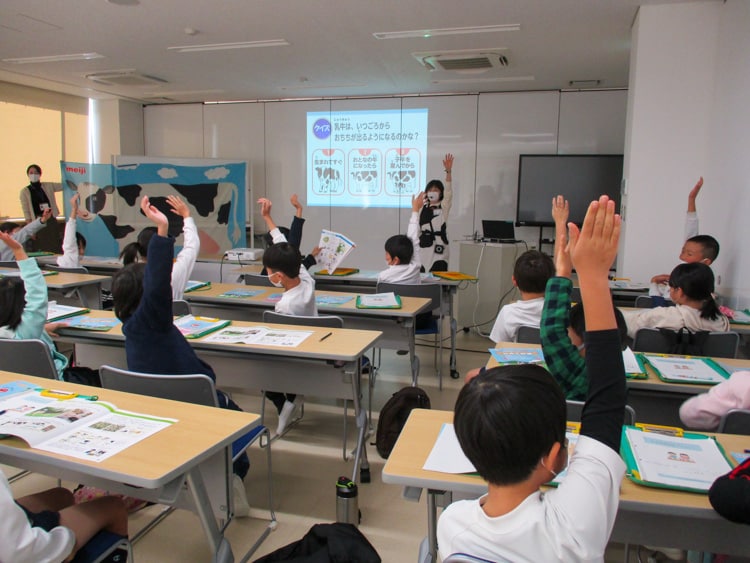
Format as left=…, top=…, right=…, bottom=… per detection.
left=232, top=474, right=250, bottom=517
left=276, top=397, right=303, bottom=436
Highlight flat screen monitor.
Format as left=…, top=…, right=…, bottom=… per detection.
left=516, top=154, right=623, bottom=227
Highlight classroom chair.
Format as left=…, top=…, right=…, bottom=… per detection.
left=376, top=281, right=444, bottom=389
left=634, top=295, right=655, bottom=308
left=261, top=311, right=358, bottom=456
left=99, top=366, right=276, bottom=555
left=0, top=261, right=19, bottom=268
left=70, top=530, right=132, bottom=563
left=244, top=273, right=274, bottom=287
left=566, top=399, right=636, bottom=426
left=0, top=339, right=59, bottom=379
left=515, top=325, right=541, bottom=344
left=172, top=299, right=192, bottom=316
left=718, top=408, right=750, bottom=435
left=632, top=328, right=740, bottom=359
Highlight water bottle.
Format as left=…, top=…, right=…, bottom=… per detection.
left=335, top=476, right=359, bottom=526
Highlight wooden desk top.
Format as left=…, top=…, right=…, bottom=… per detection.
left=185, top=282, right=432, bottom=317
left=56, top=310, right=382, bottom=362
left=485, top=342, right=750, bottom=394
left=0, top=371, right=259, bottom=488
left=45, top=272, right=109, bottom=288
left=383, top=409, right=750, bottom=512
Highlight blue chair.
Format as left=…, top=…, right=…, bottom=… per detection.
left=70, top=530, right=132, bottom=563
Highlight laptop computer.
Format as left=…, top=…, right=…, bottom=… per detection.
left=481, top=220, right=517, bottom=243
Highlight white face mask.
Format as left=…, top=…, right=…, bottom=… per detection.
left=426, top=191, right=440, bottom=202
left=269, top=273, right=284, bottom=288
left=28, top=174, right=41, bottom=183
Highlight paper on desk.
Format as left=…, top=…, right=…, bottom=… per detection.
left=203, top=326, right=313, bottom=347
left=644, top=355, right=727, bottom=384
left=622, top=347, right=642, bottom=375
left=423, top=423, right=476, bottom=474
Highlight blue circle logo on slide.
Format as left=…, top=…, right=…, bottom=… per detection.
left=313, top=118, right=332, bottom=140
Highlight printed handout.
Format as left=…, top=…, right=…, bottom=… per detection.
left=203, top=326, right=313, bottom=348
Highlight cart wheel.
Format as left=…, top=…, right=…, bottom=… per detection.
left=450, top=370, right=460, bottom=379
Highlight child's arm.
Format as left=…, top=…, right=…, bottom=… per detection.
left=679, top=372, right=750, bottom=430
left=287, top=194, right=305, bottom=250
left=0, top=232, right=48, bottom=341
left=13, top=208, right=52, bottom=245
left=302, top=246, right=320, bottom=270
left=685, top=176, right=702, bottom=240
left=541, top=196, right=588, bottom=400
left=406, top=192, right=425, bottom=268
left=167, top=195, right=200, bottom=299
left=568, top=196, right=626, bottom=451
left=0, top=474, right=75, bottom=563
left=57, top=194, right=80, bottom=269
left=258, top=198, right=287, bottom=243
left=136, top=197, right=174, bottom=331
left=441, top=154, right=453, bottom=215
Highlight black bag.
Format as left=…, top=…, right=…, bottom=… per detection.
left=63, top=366, right=102, bottom=387
left=658, top=327, right=710, bottom=356
left=253, top=522, right=380, bottom=563
left=375, top=386, right=430, bottom=459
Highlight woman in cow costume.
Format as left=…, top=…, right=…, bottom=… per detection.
left=419, top=154, right=453, bottom=272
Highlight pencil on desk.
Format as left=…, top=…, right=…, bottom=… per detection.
left=319, top=332, right=333, bottom=342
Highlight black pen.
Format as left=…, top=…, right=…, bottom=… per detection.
left=319, top=332, right=333, bottom=342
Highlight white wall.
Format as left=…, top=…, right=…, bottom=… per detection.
left=621, top=0, right=750, bottom=306
left=143, top=90, right=626, bottom=269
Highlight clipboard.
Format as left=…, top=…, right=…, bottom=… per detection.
left=620, top=425, right=733, bottom=493
left=355, top=293, right=402, bottom=309
left=47, top=304, right=90, bottom=323
left=626, top=352, right=649, bottom=380
left=314, top=268, right=360, bottom=276
left=184, top=280, right=211, bottom=293
left=641, top=354, right=730, bottom=385
left=174, top=315, right=231, bottom=339
left=430, top=271, right=478, bottom=281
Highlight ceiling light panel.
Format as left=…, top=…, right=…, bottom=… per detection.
left=373, top=24, right=519, bottom=40
left=168, top=40, right=289, bottom=53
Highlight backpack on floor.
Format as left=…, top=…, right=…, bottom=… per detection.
left=375, top=386, right=430, bottom=459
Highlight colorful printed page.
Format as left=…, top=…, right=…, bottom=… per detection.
left=489, top=347, right=545, bottom=364
left=644, top=355, right=728, bottom=384
left=203, top=325, right=313, bottom=348
left=317, top=230, right=356, bottom=274
left=173, top=315, right=231, bottom=339
left=624, top=427, right=732, bottom=491
left=47, top=302, right=89, bottom=322
left=219, top=288, right=265, bottom=299
left=265, top=293, right=283, bottom=303
left=356, top=292, right=401, bottom=309
left=0, top=389, right=174, bottom=462
left=315, top=294, right=354, bottom=306
left=0, top=380, right=37, bottom=400
left=64, top=316, right=121, bottom=331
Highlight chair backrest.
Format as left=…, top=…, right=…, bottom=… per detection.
left=633, top=328, right=739, bottom=358
left=0, top=339, right=58, bottom=379
left=99, top=365, right=218, bottom=407
left=244, top=273, right=274, bottom=287
left=375, top=281, right=442, bottom=313
left=566, top=399, right=636, bottom=426
left=172, top=299, right=192, bottom=317
left=718, top=408, right=750, bottom=435
left=515, top=325, right=541, bottom=344
left=44, top=264, right=89, bottom=274
left=0, top=261, right=19, bottom=269
left=262, top=310, right=344, bottom=328
left=634, top=295, right=654, bottom=308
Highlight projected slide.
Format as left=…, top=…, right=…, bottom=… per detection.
left=307, top=109, right=428, bottom=208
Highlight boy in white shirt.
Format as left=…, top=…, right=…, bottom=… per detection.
left=56, top=194, right=87, bottom=269
left=438, top=195, right=627, bottom=562
left=489, top=249, right=554, bottom=343
left=259, top=197, right=317, bottom=435
left=377, top=192, right=424, bottom=285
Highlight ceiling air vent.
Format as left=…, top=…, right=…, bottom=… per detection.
left=85, top=70, right=167, bottom=87
left=413, top=50, right=509, bottom=73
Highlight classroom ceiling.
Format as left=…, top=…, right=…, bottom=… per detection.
left=0, top=0, right=705, bottom=104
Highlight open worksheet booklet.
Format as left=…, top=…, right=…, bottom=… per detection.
left=0, top=384, right=175, bottom=462
left=203, top=325, right=313, bottom=347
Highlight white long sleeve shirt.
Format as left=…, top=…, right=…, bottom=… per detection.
left=56, top=218, right=80, bottom=269
left=270, top=228, right=318, bottom=316
left=378, top=211, right=422, bottom=284
left=171, top=217, right=200, bottom=300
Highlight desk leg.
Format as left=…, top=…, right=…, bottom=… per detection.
left=187, top=467, right=235, bottom=563
left=350, top=359, right=371, bottom=484
left=77, top=283, right=102, bottom=309
left=447, top=287, right=458, bottom=379
left=406, top=319, right=420, bottom=386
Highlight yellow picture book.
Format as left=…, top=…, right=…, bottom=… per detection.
left=315, top=268, right=360, bottom=276
left=430, top=271, right=478, bottom=281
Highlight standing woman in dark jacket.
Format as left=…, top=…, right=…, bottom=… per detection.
left=19, top=164, right=62, bottom=252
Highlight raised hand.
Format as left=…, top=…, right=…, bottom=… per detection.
left=40, top=208, right=53, bottom=224
left=443, top=153, right=454, bottom=173
left=412, top=191, right=426, bottom=213
left=290, top=194, right=303, bottom=217
left=0, top=231, right=27, bottom=261
left=567, top=195, right=621, bottom=278
left=167, top=195, right=190, bottom=218
left=551, top=195, right=569, bottom=226
left=688, top=176, right=703, bottom=213
left=140, top=196, right=169, bottom=236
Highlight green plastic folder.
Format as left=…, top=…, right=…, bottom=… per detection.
left=355, top=293, right=402, bottom=309
left=641, top=354, right=730, bottom=385
left=620, top=425, right=733, bottom=494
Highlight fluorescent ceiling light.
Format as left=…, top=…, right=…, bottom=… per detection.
left=431, top=75, right=534, bottom=84
left=2, top=52, right=104, bottom=64
left=374, top=24, right=519, bottom=40
left=168, top=40, right=289, bottom=53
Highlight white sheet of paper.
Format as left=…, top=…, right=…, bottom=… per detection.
left=622, top=347, right=642, bottom=374
left=625, top=427, right=732, bottom=491
left=358, top=292, right=399, bottom=307
left=422, top=423, right=476, bottom=474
